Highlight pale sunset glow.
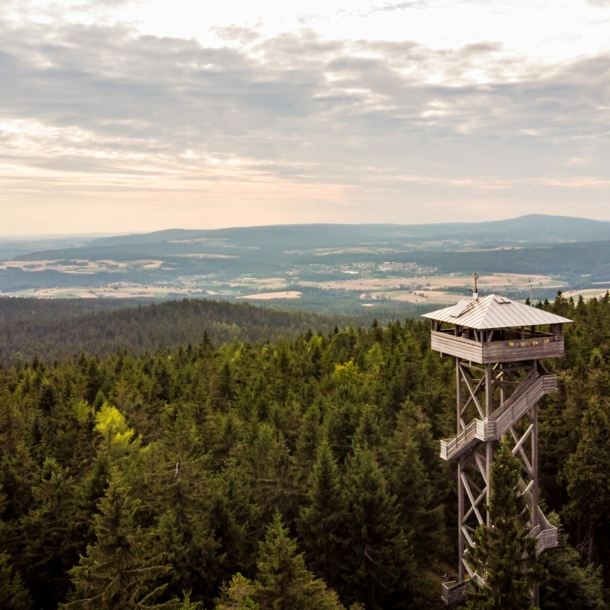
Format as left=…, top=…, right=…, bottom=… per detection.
left=0, top=0, right=609, bottom=234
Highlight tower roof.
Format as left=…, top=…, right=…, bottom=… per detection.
left=422, top=294, right=573, bottom=330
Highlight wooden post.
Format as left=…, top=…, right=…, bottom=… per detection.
left=485, top=363, right=493, bottom=528
left=532, top=369, right=540, bottom=606
left=457, top=358, right=465, bottom=582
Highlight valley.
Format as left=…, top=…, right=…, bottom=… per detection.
left=1, top=215, right=607, bottom=313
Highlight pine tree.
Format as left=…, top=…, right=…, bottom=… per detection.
left=0, top=552, right=32, bottom=610
left=20, top=457, right=76, bottom=608
left=540, top=514, right=606, bottom=610
left=563, top=397, right=610, bottom=564
left=465, top=441, right=544, bottom=610
left=253, top=513, right=344, bottom=610
left=297, top=441, right=346, bottom=589
left=340, top=447, right=415, bottom=610
left=63, top=471, right=177, bottom=610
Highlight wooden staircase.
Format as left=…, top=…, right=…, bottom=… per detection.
left=440, top=374, right=557, bottom=462
left=440, top=374, right=559, bottom=605
left=441, top=499, right=558, bottom=605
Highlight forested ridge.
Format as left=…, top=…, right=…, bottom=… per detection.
left=0, top=295, right=609, bottom=609
left=0, top=298, right=355, bottom=363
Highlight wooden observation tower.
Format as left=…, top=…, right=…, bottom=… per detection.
left=423, top=291, right=572, bottom=605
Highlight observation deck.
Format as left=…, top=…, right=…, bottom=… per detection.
left=424, top=294, right=572, bottom=365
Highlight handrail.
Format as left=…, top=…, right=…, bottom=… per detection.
left=521, top=484, right=558, bottom=555
left=440, top=374, right=557, bottom=461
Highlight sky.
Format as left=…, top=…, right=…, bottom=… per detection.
left=0, top=0, right=609, bottom=235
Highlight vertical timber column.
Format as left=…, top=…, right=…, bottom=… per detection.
left=531, top=361, right=539, bottom=529
left=485, top=363, right=493, bottom=528
left=532, top=366, right=540, bottom=607
left=456, top=357, right=464, bottom=582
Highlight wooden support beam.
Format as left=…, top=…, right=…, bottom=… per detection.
left=511, top=423, right=534, bottom=456
left=460, top=367, right=486, bottom=419
left=473, top=453, right=489, bottom=486
left=464, top=472, right=483, bottom=496
left=461, top=472, right=485, bottom=526
left=461, top=526, right=476, bottom=549
left=510, top=426, right=534, bottom=476
left=463, top=489, right=487, bottom=523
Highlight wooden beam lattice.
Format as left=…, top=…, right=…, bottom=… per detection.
left=454, top=357, right=546, bottom=592
left=459, top=364, right=486, bottom=420
left=461, top=472, right=485, bottom=526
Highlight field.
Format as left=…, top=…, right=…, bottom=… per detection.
left=237, top=291, right=302, bottom=300
left=0, top=270, right=567, bottom=309
left=2, top=219, right=609, bottom=314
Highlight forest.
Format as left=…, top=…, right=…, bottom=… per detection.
left=0, top=298, right=356, bottom=363
left=1, top=294, right=610, bottom=609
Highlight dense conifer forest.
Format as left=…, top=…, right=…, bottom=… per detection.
left=1, top=294, right=610, bottom=608
left=0, top=298, right=355, bottom=363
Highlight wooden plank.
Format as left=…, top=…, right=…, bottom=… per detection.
left=430, top=332, right=565, bottom=364
left=483, top=338, right=564, bottom=363
left=431, top=332, right=484, bottom=363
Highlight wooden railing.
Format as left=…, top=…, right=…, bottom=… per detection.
left=440, top=375, right=557, bottom=461
left=528, top=496, right=558, bottom=555
left=441, top=580, right=471, bottom=605
left=536, top=527, right=558, bottom=554
left=443, top=511, right=557, bottom=605
left=430, top=331, right=565, bottom=364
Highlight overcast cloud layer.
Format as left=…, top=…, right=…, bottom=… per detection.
left=0, top=0, right=609, bottom=234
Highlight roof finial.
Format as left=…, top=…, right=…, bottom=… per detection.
left=470, top=273, right=479, bottom=299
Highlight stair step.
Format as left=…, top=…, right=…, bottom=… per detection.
left=440, top=375, right=556, bottom=461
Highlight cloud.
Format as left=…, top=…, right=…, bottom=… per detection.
left=370, top=2, right=430, bottom=12
left=0, top=15, right=608, bottom=230
left=209, top=26, right=260, bottom=44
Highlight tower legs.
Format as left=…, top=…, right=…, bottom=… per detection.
left=446, top=359, right=548, bottom=605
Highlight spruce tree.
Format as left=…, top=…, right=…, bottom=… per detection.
left=63, top=471, right=177, bottom=610
left=340, top=447, right=415, bottom=610
left=0, top=552, right=32, bottom=610
left=253, top=513, right=344, bottom=610
left=294, top=403, right=322, bottom=475
left=540, top=514, right=606, bottom=610
left=20, top=458, right=76, bottom=608
left=141, top=411, right=217, bottom=603
left=297, top=441, right=346, bottom=589
left=563, top=397, right=610, bottom=564
left=465, top=441, right=544, bottom=610
left=215, top=574, right=259, bottom=610
left=386, top=408, right=444, bottom=565
left=352, top=405, right=382, bottom=453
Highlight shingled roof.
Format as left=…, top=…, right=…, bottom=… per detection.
left=422, top=294, right=573, bottom=330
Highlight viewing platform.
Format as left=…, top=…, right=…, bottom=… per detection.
left=424, top=294, right=572, bottom=365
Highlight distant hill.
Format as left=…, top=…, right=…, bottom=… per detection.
left=0, top=297, right=356, bottom=363
left=76, top=214, right=610, bottom=248
left=12, top=215, right=610, bottom=262
left=2, top=215, right=609, bottom=305
left=0, top=234, right=113, bottom=260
